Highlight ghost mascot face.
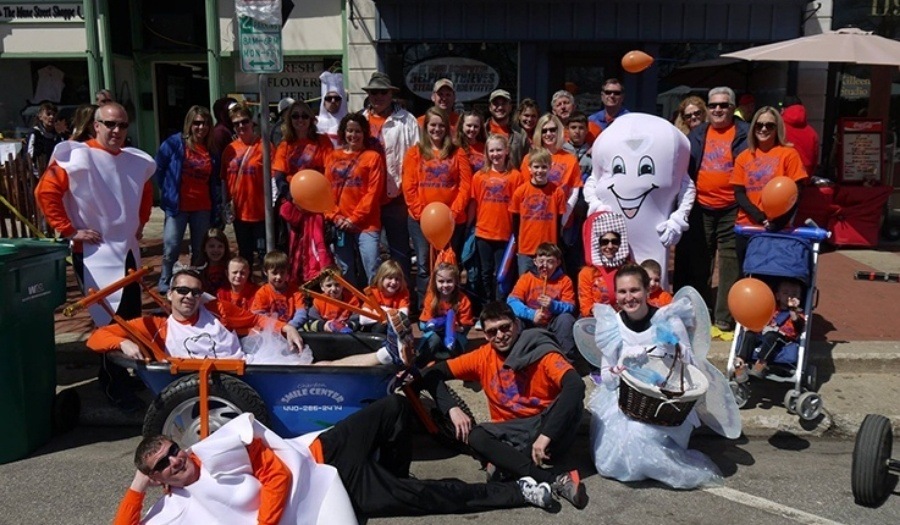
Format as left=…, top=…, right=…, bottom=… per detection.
left=588, top=113, right=693, bottom=288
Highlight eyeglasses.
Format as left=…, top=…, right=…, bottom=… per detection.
left=541, top=127, right=558, bottom=134
left=324, top=96, right=342, bottom=103
left=191, top=120, right=209, bottom=126
left=684, top=110, right=703, bottom=119
left=367, top=89, right=389, bottom=96
left=484, top=321, right=514, bottom=338
left=291, top=113, right=312, bottom=120
left=708, top=102, right=733, bottom=110
left=232, top=118, right=251, bottom=127
left=150, top=442, right=180, bottom=473
left=755, top=122, right=777, bottom=131
left=98, top=120, right=129, bottom=130
left=603, top=90, right=623, bottom=96
left=172, top=286, right=203, bottom=297
left=599, top=237, right=621, bottom=246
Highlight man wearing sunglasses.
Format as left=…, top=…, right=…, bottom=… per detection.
left=316, top=71, right=348, bottom=147
left=87, top=269, right=304, bottom=359
left=36, top=101, right=156, bottom=411
left=114, top=396, right=561, bottom=524
left=587, top=78, right=629, bottom=138
left=673, top=86, right=750, bottom=341
left=421, top=301, right=589, bottom=510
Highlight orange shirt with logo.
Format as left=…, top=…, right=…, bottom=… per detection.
left=312, top=289, right=362, bottom=322
left=180, top=144, right=213, bottom=212
left=519, top=150, right=582, bottom=201
left=251, top=283, right=305, bottom=322
left=365, top=285, right=411, bottom=311
left=577, top=265, right=618, bottom=317
left=696, top=125, right=737, bottom=209
left=731, top=145, right=807, bottom=226
left=471, top=168, right=521, bottom=241
left=509, top=182, right=566, bottom=256
left=419, top=291, right=475, bottom=327
left=509, top=271, right=576, bottom=312
left=217, top=283, right=260, bottom=311
left=222, top=138, right=272, bottom=222
left=325, top=149, right=385, bottom=232
left=273, top=135, right=333, bottom=179
left=402, top=147, right=472, bottom=223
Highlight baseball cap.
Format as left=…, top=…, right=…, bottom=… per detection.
left=277, top=97, right=295, bottom=114
left=490, top=89, right=511, bottom=102
left=433, top=79, right=454, bottom=92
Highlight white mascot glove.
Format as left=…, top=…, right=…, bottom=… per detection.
left=656, top=214, right=690, bottom=247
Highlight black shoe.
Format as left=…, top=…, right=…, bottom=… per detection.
left=552, top=470, right=588, bottom=510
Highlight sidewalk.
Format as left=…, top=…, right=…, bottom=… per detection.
left=53, top=208, right=900, bottom=437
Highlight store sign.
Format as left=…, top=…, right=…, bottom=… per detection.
left=406, top=57, right=499, bottom=102
left=265, top=60, right=324, bottom=103
left=0, top=3, right=83, bottom=23
left=871, top=0, right=900, bottom=16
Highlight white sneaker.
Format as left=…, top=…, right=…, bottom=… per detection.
left=517, top=476, right=554, bottom=510
left=385, top=309, right=414, bottom=367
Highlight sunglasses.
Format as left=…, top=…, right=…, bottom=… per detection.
left=98, top=120, right=129, bottom=130
left=708, top=102, right=732, bottom=110
left=484, top=321, right=514, bottom=338
left=150, top=442, right=180, bottom=473
left=755, top=122, right=777, bottom=131
left=324, top=96, right=342, bottom=103
left=232, top=118, right=252, bottom=127
left=172, top=286, right=203, bottom=297
left=684, top=110, right=703, bottom=119
left=541, top=127, right=558, bottom=134
left=603, top=90, right=623, bottom=96
left=191, top=120, right=209, bottom=126
left=367, top=89, right=389, bottom=96
left=599, top=237, right=621, bottom=246
left=291, top=113, right=312, bottom=120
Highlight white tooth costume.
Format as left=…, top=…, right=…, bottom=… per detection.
left=51, top=141, right=156, bottom=325
left=316, top=72, right=348, bottom=148
left=584, top=113, right=696, bottom=289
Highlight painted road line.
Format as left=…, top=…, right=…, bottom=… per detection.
left=705, top=486, right=846, bottom=525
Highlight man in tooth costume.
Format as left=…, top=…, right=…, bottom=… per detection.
left=316, top=71, right=348, bottom=148
left=583, top=113, right=695, bottom=289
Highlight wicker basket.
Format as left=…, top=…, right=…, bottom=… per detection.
left=617, top=345, right=708, bottom=427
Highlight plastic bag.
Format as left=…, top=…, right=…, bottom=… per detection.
left=242, top=318, right=312, bottom=365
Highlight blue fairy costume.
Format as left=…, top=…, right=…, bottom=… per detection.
left=574, top=287, right=741, bottom=489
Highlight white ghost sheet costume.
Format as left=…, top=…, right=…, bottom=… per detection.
left=316, top=72, right=348, bottom=148
left=573, top=287, right=741, bottom=489
left=584, top=113, right=695, bottom=289
left=52, top=141, right=156, bottom=325
left=140, top=413, right=357, bottom=525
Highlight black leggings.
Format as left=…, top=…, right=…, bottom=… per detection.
left=318, top=395, right=526, bottom=517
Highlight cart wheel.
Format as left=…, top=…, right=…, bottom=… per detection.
left=143, top=374, right=268, bottom=447
left=730, top=381, right=750, bottom=409
left=52, top=389, right=81, bottom=435
left=784, top=389, right=801, bottom=414
left=852, top=414, right=894, bottom=506
left=796, top=391, right=823, bottom=421
left=804, top=364, right=818, bottom=391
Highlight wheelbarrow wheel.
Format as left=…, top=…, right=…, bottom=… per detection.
left=143, top=374, right=268, bottom=447
left=852, top=414, right=894, bottom=507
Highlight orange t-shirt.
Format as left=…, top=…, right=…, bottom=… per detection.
left=365, top=285, right=411, bottom=311
left=731, top=145, right=808, bottom=226
left=217, top=282, right=260, bottom=311
left=509, top=271, right=576, bottom=312
left=202, top=261, right=228, bottom=293
left=222, top=138, right=272, bottom=222
left=577, top=265, right=619, bottom=317
left=251, top=283, right=305, bottom=322
left=489, top=120, right=511, bottom=137
left=419, top=291, right=475, bottom=327
left=447, top=342, right=573, bottom=421
left=402, top=146, right=472, bottom=223
left=696, top=125, right=737, bottom=209
left=312, top=289, right=362, bottom=322
left=417, top=112, right=460, bottom=135
left=466, top=142, right=486, bottom=173
left=509, top=182, right=566, bottom=256
left=273, top=135, right=333, bottom=178
left=367, top=113, right=387, bottom=144
left=648, top=288, right=673, bottom=308
left=179, top=144, right=213, bottom=212
left=519, top=150, right=582, bottom=201
left=471, top=168, right=521, bottom=241
left=325, top=149, right=385, bottom=232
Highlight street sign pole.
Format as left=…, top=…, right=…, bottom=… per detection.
left=259, top=74, right=274, bottom=253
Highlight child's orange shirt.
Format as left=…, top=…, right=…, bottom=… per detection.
left=466, top=142, right=486, bottom=173
left=222, top=137, right=274, bottom=222
left=731, top=144, right=808, bottom=226
left=325, top=149, right=385, bottom=232
left=273, top=135, right=333, bottom=178
left=402, top=147, right=472, bottom=224
left=647, top=288, right=673, bottom=308
left=202, top=262, right=228, bottom=294
left=419, top=291, right=475, bottom=327
left=311, top=289, right=362, bottom=322
left=577, top=265, right=618, bottom=317
left=508, top=181, right=566, bottom=256
left=471, top=168, right=521, bottom=241
left=251, top=283, right=304, bottom=323
left=509, top=270, right=576, bottom=314
left=217, top=282, right=260, bottom=311
left=519, top=150, right=582, bottom=201
left=365, top=286, right=411, bottom=311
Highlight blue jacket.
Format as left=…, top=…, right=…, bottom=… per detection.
left=686, top=120, right=750, bottom=182
left=507, top=266, right=575, bottom=320
left=154, top=133, right=222, bottom=217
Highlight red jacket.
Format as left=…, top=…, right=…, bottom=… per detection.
left=782, top=104, right=819, bottom=177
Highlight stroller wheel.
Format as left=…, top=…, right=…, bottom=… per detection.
left=796, top=391, right=823, bottom=421
left=804, top=364, right=818, bottom=391
left=784, top=389, right=801, bottom=414
left=730, top=381, right=750, bottom=409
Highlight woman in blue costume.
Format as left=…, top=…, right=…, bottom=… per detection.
left=574, top=264, right=742, bottom=489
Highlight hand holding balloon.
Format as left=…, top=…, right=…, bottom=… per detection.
left=290, top=170, right=335, bottom=214
left=761, top=176, right=798, bottom=220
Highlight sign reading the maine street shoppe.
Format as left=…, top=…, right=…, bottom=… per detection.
left=0, top=3, right=83, bottom=23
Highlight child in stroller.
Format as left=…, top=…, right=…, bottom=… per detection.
left=734, top=278, right=806, bottom=380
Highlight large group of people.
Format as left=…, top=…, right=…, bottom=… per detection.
left=30, top=74, right=820, bottom=522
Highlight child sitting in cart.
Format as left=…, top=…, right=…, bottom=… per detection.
left=216, top=256, right=259, bottom=312
left=734, top=278, right=806, bottom=380
left=251, top=251, right=307, bottom=326
left=303, top=265, right=363, bottom=333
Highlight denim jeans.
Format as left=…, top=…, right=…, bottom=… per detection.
left=334, top=229, right=381, bottom=290
left=476, top=237, right=508, bottom=303
left=159, top=209, right=212, bottom=291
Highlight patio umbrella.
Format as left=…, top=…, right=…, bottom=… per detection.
left=721, top=27, right=900, bottom=67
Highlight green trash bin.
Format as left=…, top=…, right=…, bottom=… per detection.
left=0, top=238, right=69, bottom=464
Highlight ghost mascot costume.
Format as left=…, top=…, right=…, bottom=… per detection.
left=584, top=113, right=695, bottom=289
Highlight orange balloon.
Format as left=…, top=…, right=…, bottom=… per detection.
left=622, top=50, right=654, bottom=74
left=290, top=169, right=334, bottom=214
left=420, top=202, right=453, bottom=249
left=760, top=176, right=799, bottom=220
left=728, top=278, right=775, bottom=332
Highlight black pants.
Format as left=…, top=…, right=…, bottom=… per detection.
left=476, top=237, right=507, bottom=304
left=318, top=395, right=526, bottom=517
left=739, top=330, right=789, bottom=363
left=233, top=219, right=265, bottom=266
